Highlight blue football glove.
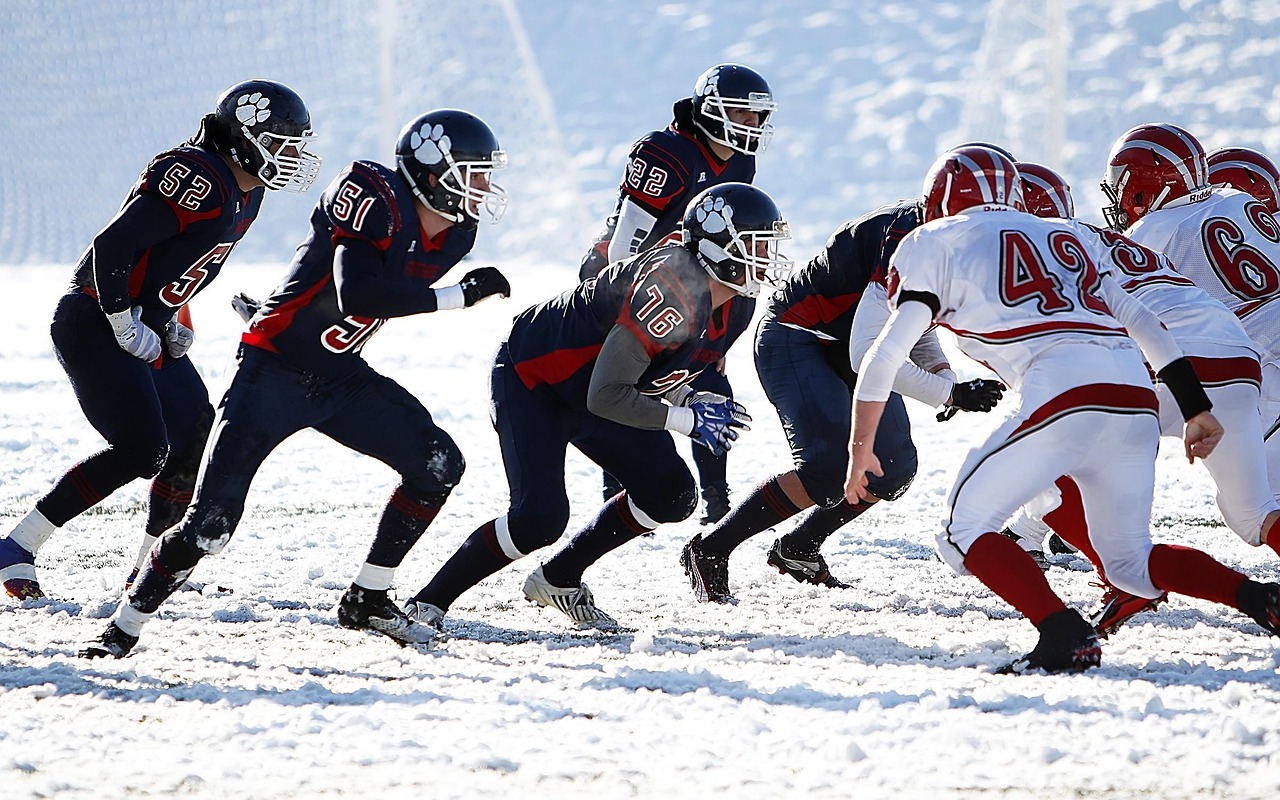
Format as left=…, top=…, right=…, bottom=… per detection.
left=688, top=397, right=751, bottom=456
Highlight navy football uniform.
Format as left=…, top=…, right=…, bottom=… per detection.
left=245, top=160, right=476, bottom=376
left=689, top=201, right=931, bottom=587
left=120, top=160, right=483, bottom=622
left=409, top=244, right=753, bottom=616
left=577, top=97, right=755, bottom=520
left=578, top=99, right=756, bottom=281
left=515, top=245, right=753, bottom=406
left=36, top=144, right=261, bottom=543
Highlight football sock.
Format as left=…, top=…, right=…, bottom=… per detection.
left=964, top=531, right=1068, bottom=626
left=540, top=494, right=654, bottom=587
left=698, top=476, right=803, bottom=558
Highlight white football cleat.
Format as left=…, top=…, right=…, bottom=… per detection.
left=522, top=565, right=618, bottom=628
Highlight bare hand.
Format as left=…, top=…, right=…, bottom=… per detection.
left=1184, top=410, right=1223, bottom=463
left=845, top=443, right=883, bottom=504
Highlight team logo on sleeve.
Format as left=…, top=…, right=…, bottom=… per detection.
left=235, top=93, right=273, bottom=125
left=408, top=123, right=449, bottom=167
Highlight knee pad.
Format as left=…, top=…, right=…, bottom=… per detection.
left=157, top=527, right=205, bottom=571
left=115, top=438, right=170, bottom=481
left=419, top=439, right=466, bottom=493
left=184, top=504, right=240, bottom=556
left=505, top=503, right=571, bottom=555
left=628, top=471, right=697, bottom=524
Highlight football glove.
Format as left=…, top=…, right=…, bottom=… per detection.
left=164, top=313, right=195, bottom=359
left=688, top=397, right=752, bottom=457
left=105, top=307, right=162, bottom=362
left=230, top=292, right=261, bottom=323
left=459, top=267, right=511, bottom=306
left=937, top=378, right=1006, bottom=421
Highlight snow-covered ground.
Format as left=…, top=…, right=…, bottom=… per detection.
left=6, top=0, right=1280, bottom=797
left=3, top=257, right=1279, bottom=799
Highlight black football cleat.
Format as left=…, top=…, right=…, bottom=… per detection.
left=679, top=534, right=734, bottom=603
left=336, top=585, right=436, bottom=645
left=698, top=482, right=731, bottom=525
left=1237, top=581, right=1280, bottom=636
left=80, top=623, right=139, bottom=659
left=998, top=609, right=1102, bottom=675
left=766, top=538, right=850, bottom=588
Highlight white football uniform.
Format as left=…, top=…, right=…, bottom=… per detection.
left=1057, top=220, right=1276, bottom=543
left=1122, top=189, right=1280, bottom=516
left=864, top=207, right=1190, bottom=599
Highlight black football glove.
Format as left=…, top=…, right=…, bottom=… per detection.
left=231, top=292, right=262, bottom=323
left=937, top=378, right=1007, bottom=421
left=459, top=267, right=511, bottom=306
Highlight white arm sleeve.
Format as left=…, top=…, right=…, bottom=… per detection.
left=849, top=285, right=952, bottom=407
left=607, top=198, right=660, bottom=263
left=1097, top=274, right=1184, bottom=371
left=855, top=300, right=936, bottom=403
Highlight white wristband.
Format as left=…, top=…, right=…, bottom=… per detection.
left=663, top=405, right=695, bottom=436
left=434, top=283, right=466, bottom=311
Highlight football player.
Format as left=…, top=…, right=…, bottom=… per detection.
left=579, top=64, right=776, bottom=524
left=1207, top=146, right=1280, bottom=215
left=0, top=79, right=320, bottom=601
left=679, top=199, right=1005, bottom=603
left=1005, top=161, right=1280, bottom=637
left=81, top=109, right=511, bottom=657
left=402, top=183, right=790, bottom=632
left=848, top=146, right=1280, bottom=674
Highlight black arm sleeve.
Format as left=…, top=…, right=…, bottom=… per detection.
left=1156, top=357, right=1213, bottom=421
left=585, top=325, right=670, bottom=430
left=92, top=193, right=181, bottom=314
left=333, top=238, right=444, bottom=318
left=897, top=289, right=941, bottom=316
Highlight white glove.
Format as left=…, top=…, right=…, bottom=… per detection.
left=165, top=313, right=195, bottom=359
left=105, top=307, right=162, bottom=362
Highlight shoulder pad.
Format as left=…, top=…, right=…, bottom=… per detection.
left=139, top=149, right=233, bottom=214
left=323, top=162, right=399, bottom=242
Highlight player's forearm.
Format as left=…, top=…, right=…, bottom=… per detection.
left=855, top=301, right=934, bottom=403
left=586, top=326, right=671, bottom=430
left=607, top=199, right=659, bottom=263
left=334, top=243, right=441, bottom=318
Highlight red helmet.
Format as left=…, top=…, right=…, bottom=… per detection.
left=1101, top=123, right=1208, bottom=230
left=1207, top=146, right=1280, bottom=214
left=920, top=146, right=1022, bottom=223
left=1016, top=162, right=1074, bottom=219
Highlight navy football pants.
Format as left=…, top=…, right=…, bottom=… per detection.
left=39, top=291, right=210, bottom=526
left=755, top=317, right=916, bottom=506
left=492, top=343, right=696, bottom=553
left=176, top=344, right=464, bottom=554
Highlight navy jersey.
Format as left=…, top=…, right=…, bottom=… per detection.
left=244, top=160, right=476, bottom=377
left=511, top=244, right=754, bottom=408
left=71, top=144, right=263, bottom=330
left=581, top=99, right=756, bottom=274
left=766, top=200, right=919, bottom=344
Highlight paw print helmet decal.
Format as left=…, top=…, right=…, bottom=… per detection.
left=395, top=109, right=508, bottom=230
left=681, top=183, right=792, bottom=297
left=211, top=79, right=321, bottom=193
left=692, top=64, right=776, bottom=155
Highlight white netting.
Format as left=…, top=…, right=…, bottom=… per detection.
left=0, top=0, right=589, bottom=266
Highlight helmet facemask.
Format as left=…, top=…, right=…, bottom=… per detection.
left=691, top=216, right=792, bottom=298
left=698, top=91, right=776, bottom=155
left=244, top=127, right=322, bottom=193
left=435, top=149, right=509, bottom=226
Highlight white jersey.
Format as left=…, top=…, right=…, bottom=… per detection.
left=888, top=208, right=1139, bottom=392
left=1063, top=217, right=1259, bottom=362
left=1125, top=188, right=1280, bottom=361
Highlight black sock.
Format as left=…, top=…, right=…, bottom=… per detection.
left=540, top=495, right=653, bottom=587
left=691, top=444, right=727, bottom=488
left=128, top=530, right=205, bottom=614
left=779, top=499, right=875, bottom=559
left=365, top=485, right=447, bottom=568
left=412, top=519, right=513, bottom=611
left=698, top=477, right=804, bottom=558
left=37, top=449, right=138, bottom=527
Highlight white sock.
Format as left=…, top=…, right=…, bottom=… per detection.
left=112, top=597, right=155, bottom=637
left=7, top=508, right=57, bottom=554
left=353, top=563, right=395, bottom=591
left=134, top=534, right=160, bottom=572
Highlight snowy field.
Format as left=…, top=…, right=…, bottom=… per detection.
left=2, top=259, right=1279, bottom=799
left=6, top=0, right=1280, bottom=797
